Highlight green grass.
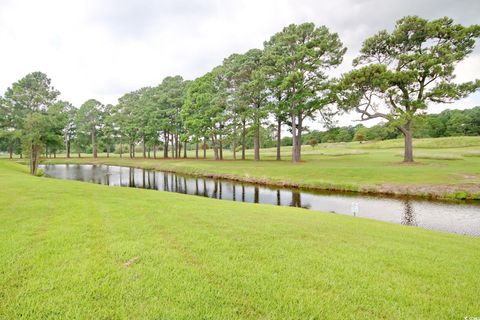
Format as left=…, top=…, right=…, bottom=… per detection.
left=38, top=136, right=480, bottom=199
left=356, top=136, right=480, bottom=149
left=394, top=152, right=465, bottom=160
left=1, top=160, right=479, bottom=319
left=463, top=150, right=480, bottom=157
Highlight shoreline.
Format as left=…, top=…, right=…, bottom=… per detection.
left=37, top=158, right=480, bottom=201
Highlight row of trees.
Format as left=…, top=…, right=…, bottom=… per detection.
left=1, top=16, right=479, bottom=174
left=300, top=106, right=480, bottom=145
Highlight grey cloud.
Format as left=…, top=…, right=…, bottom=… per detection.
left=87, top=0, right=215, bottom=39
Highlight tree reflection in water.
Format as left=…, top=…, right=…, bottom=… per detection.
left=39, top=164, right=480, bottom=236
left=401, top=200, right=417, bottom=226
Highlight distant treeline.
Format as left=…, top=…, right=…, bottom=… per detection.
left=295, top=107, right=480, bottom=146
left=296, top=106, right=480, bottom=146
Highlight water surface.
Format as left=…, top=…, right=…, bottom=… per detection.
left=40, top=164, right=480, bottom=236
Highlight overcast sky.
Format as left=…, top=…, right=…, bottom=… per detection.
left=1, top=0, right=479, bottom=128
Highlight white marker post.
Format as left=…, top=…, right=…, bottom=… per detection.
left=351, top=202, right=359, bottom=217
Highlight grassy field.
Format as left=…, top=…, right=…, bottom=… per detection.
left=1, top=160, right=479, bottom=319
left=35, top=136, right=480, bottom=200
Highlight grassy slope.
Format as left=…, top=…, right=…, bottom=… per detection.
left=1, top=160, right=479, bottom=319
left=40, top=137, right=480, bottom=199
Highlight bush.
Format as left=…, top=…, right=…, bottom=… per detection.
left=35, top=168, right=45, bottom=177
left=308, top=138, right=318, bottom=148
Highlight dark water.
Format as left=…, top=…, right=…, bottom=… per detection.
left=40, top=164, right=480, bottom=236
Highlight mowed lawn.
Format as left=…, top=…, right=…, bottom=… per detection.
left=0, top=160, right=479, bottom=319
left=40, top=136, right=480, bottom=198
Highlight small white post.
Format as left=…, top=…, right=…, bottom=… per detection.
left=351, top=202, right=359, bottom=216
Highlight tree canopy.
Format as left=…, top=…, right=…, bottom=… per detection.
left=1, top=17, right=479, bottom=173
left=337, top=16, right=480, bottom=162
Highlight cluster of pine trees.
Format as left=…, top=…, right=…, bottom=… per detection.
left=1, top=16, right=479, bottom=174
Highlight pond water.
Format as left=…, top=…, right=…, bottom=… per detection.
left=40, top=164, right=480, bottom=236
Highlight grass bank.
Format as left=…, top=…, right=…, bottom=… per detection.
left=39, top=137, right=480, bottom=200
left=0, top=160, right=479, bottom=319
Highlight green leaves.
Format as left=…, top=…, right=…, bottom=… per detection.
left=263, top=22, right=346, bottom=114
left=263, top=22, right=346, bottom=161
left=340, top=16, right=480, bottom=162
left=182, top=71, right=220, bottom=139
left=3, top=72, right=60, bottom=131
left=342, top=15, right=480, bottom=118
left=75, top=99, right=104, bottom=134
left=1, top=72, right=65, bottom=168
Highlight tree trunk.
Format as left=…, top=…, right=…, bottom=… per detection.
left=203, top=138, right=207, bottom=159
left=402, top=121, right=414, bottom=163
left=183, top=141, right=187, bottom=158
left=291, top=113, right=298, bottom=162
left=64, top=131, right=68, bottom=158
left=175, top=134, right=179, bottom=158
left=92, top=129, right=97, bottom=158
left=30, top=143, right=39, bottom=175
left=232, top=119, right=237, bottom=160
left=195, top=142, right=199, bottom=159
left=212, top=136, right=219, bottom=160
left=276, top=117, right=281, bottom=161
left=106, top=144, right=110, bottom=158
left=241, top=120, right=246, bottom=160
left=120, top=143, right=123, bottom=158
left=54, top=150, right=56, bottom=158
left=232, top=141, right=236, bottom=160
left=164, top=131, right=169, bottom=158
left=142, top=135, right=146, bottom=158
left=153, top=144, right=157, bottom=159
left=254, top=119, right=260, bottom=161
left=66, top=140, right=71, bottom=158
left=171, top=134, right=175, bottom=158
left=30, top=145, right=35, bottom=175
left=219, top=136, right=223, bottom=160
left=295, top=115, right=303, bottom=162
left=8, top=146, right=12, bottom=159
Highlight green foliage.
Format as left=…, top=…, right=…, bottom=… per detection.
left=1, top=72, right=63, bottom=172
left=21, top=113, right=49, bottom=154
left=182, top=69, right=227, bottom=159
left=263, top=22, right=346, bottom=161
left=45, top=100, right=74, bottom=154
left=281, top=136, right=293, bottom=146
left=116, top=90, right=142, bottom=146
left=240, top=125, right=276, bottom=149
left=353, top=127, right=367, bottom=142
left=3, top=71, right=59, bottom=116
left=1, top=19, right=478, bottom=164
left=337, top=16, right=480, bottom=161
left=308, top=137, right=318, bottom=148
left=75, top=99, right=104, bottom=157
